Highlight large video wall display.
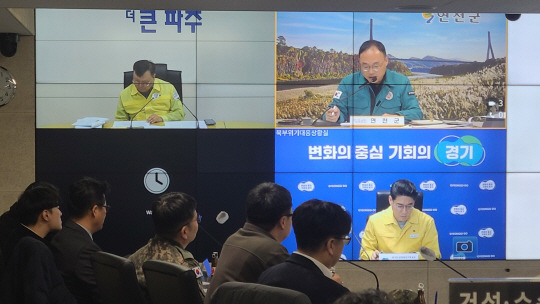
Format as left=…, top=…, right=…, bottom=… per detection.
left=35, top=10, right=540, bottom=261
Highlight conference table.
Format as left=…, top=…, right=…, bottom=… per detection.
left=41, top=121, right=275, bottom=129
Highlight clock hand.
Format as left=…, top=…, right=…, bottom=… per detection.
left=155, top=172, right=163, bottom=185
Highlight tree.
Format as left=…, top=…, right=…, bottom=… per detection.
left=277, top=36, right=287, bottom=46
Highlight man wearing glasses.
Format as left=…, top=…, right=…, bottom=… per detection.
left=115, top=60, right=185, bottom=123
left=360, top=179, right=440, bottom=260
left=258, top=199, right=351, bottom=304
left=129, top=192, right=205, bottom=301
left=51, top=177, right=111, bottom=304
left=325, top=40, right=422, bottom=124
left=206, top=182, right=292, bottom=302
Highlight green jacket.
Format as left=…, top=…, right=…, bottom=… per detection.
left=328, top=70, right=423, bottom=123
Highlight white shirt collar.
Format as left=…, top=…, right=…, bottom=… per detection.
left=294, top=251, right=333, bottom=278
left=74, top=221, right=93, bottom=240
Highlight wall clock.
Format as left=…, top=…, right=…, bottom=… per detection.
left=144, top=168, right=170, bottom=194
left=0, top=66, right=16, bottom=107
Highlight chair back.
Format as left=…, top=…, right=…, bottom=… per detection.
left=209, top=282, right=311, bottom=304
left=142, top=260, right=202, bottom=304
left=376, top=190, right=423, bottom=212
left=91, top=251, right=147, bottom=304
left=123, top=63, right=183, bottom=102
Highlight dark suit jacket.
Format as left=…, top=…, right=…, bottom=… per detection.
left=1, top=223, right=41, bottom=275
left=51, top=220, right=102, bottom=304
left=258, top=253, right=349, bottom=304
left=0, top=236, right=77, bottom=304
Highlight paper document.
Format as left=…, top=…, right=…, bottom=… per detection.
left=379, top=252, right=419, bottom=260
left=72, top=117, right=109, bottom=128
left=112, top=121, right=207, bottom=129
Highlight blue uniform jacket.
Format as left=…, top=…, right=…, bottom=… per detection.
left=328, top=70, right=423, bottom=123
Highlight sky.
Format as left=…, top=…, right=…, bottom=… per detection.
left=277, top=12, right=507, bottom=62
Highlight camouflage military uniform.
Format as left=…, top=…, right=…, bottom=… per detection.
left=128, top=235, right=205, bottom=300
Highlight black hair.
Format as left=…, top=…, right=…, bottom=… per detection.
left=293, top=199, right=351, bottom=252
left=68, top=177, right=110, bottom=219
left=245, top=182, right=292, bottom=231
left=390, top=179, right=418, bottom=200
left=133, top=60, right=156, bottom=77
left=358, top=40, right=387, bottom=57
left=333, top=289, right=395, bottom=304
left=16, top=181, right=60, bottom=226
left=152, top=192, right=197, bottom=238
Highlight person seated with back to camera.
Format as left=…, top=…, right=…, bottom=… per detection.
left=0, top=181, right=77, bottom=304
left=51, top=177, right=110, bottom=304
left=115, top=59, right=185, bottom=123
left=206, top=182, right=293, bottom=302
left=258, top=199, right=351, bottom=304
left=333, top=289, right=395, bottom=304
left=361, top=179, right=440, bottom=260
left=128, top=192, right=205, bottom=301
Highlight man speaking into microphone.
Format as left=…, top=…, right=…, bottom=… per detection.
left=115, top=60, right=185, bottom=123
left=361, top=179, right=440, bottom=261
left=325, top=40, right=422, bottom=123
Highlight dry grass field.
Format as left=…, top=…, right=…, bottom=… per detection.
left=276, top=63, right=505, bottom=121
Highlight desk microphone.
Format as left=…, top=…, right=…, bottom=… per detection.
left=129, top=92, right=159, bottom=129
left=197, top=211, right=229, bottom=248
left=312, top=82, right=369, bottom=126
left=180, top=99, right=200, bottom=128
left=419, top=246, right=468, bottom=279
left=198, top=224, right=223, bottom=248
left=340, top=258, right=379, bottom=290
left=353, top=232, right=370, bottom=261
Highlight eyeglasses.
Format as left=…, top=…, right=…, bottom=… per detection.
left=336, top=236, right=351, bottom=245
left=361, top=64, right=382, bottom=72
left=132, top=80, right=153, bottom=87
left=395, top=204, right=414, bottom=211
left=284, top=213, right=293, bottom=217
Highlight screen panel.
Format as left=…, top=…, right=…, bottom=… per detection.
left=33, top=9, right=540, bottom=261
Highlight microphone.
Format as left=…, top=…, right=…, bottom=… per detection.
left=129, top=92, right=159, bottom=129
left=340, top=258, right=379, bottom=290
left=419, top=246, right=468, bottom=279
left=353, top=232, right=370, bottom=261
left=180, top=100, right=200, bottom=128
left=198, top=224, right=223, bottom=248
left=312, top=82, right=369, bottom=126
left=197, top=211, right=229, bottom=248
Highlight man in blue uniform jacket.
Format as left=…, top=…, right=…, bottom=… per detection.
left=325, top=40, right=422, bottom=123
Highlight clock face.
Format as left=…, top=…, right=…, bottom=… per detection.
left=144, top=168, right=170, bottom=194
left=0, top=66, right=16, bottom=107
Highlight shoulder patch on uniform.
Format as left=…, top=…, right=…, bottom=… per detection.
left=408, top=91, right=415, bottom=95
left=333, top=90, right=343, bottom=99
left=192, top=266, right=203, bottom=278
left=173, top=92, right=180, bottom=100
